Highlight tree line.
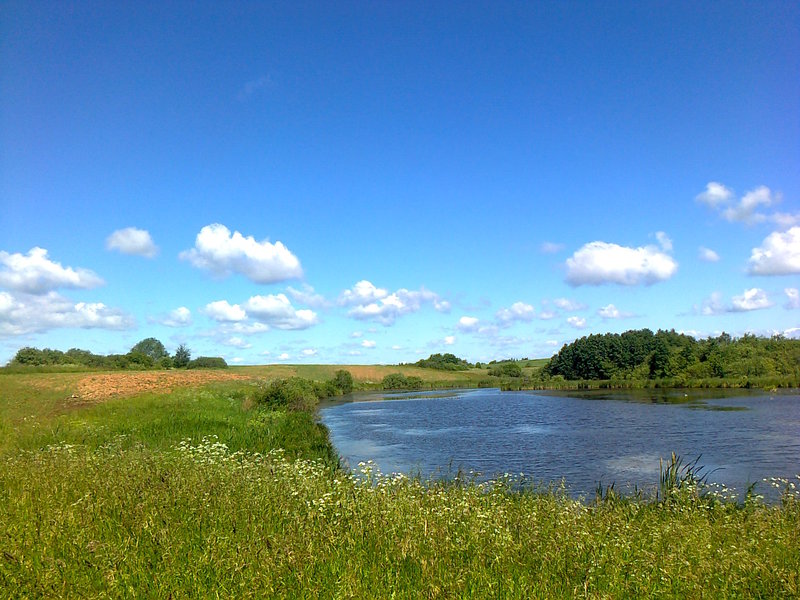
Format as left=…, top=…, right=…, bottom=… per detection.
left=543, top=329, right=800, bottom=386
left=7, top=337, right=227, bottom=370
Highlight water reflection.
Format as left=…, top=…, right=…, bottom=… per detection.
left=319, top=388, right=800, bottom=500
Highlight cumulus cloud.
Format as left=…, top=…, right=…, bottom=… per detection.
left=0, top=291, right=133, bottom=336
left=747, top=227, right=800, bottom=276
left=302, top=348, right=318, bottom=357
left=597, top=304, right=633, bottom=319
left=698, top=247, right=720, bottom=262
left=553, top=298, right=586, bottom=312
left=730, top=288, right=773, bottom=312
left=204, top=300, right=247, bottom=322
left=277, top=353, right=290, bottom=361
left=697, top=292, right=725, bottom=316
left=785, top=288, right=800, bottom=310
left=540, top=241, right=565, bottom=254
left=155, top=306, right=192, bottom=327
left=340, top=280, right=448, bottom=325
left=105, top=227, right=158, bottom=258
left=361, top=339, right=376, bottom=348
left=245, top=294, right=318, bottom=330
left=457, top=316, right=481, bottom=332
left=180, top=223, right=302, bottom=283
left=696, top=182, right=734, bottom=208
left=495, top=302, right=535, bottom=325
left=286, top=284, right=328, bottom=308
left=567, top=316, right=587, bottom=329
left=721, top=186, right=775, bottom=225
left=696, top=289, right=773, bottom=315
left=339, top=280, right=388, bottom=305
left=0, top=247, right=104, bottom=294
left=443, top=335, right=456, bottom=345
left=539, top=310, right=557, bottom=320
left=565, top=239, right=677, bottom=286
left=696, top=182, right=797, bottom=228
left=223, top=336, right=252, bottom=349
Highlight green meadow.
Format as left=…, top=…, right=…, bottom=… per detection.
left=1, top=369, right=798, bottom=598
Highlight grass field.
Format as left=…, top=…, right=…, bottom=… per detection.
left=1, top=369, right=798, bottom=598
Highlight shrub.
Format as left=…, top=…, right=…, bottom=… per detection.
left=252, top=377, right=334, bottom=411
left=489, top=362, right=523, bottom=377
left=187, top=357, right=228, bottom=369
left=332, top=370, right=354, bottom=394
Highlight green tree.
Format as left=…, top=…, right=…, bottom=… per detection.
left=173, top=344, right=191, bottom=368
left=130, top=338, right=168, bottom=361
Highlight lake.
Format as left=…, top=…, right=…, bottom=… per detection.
left=319, top=387, right=800, bottom=499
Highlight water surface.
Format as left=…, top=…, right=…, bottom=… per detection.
left=319, top=388, right=800, bottom=499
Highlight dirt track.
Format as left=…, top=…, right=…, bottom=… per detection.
left=76, top=370, right=253, bottom=402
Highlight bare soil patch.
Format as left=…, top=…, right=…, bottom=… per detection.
left=76, top=370, right=253, bottom=403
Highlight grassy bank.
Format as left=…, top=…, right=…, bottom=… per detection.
left=1, top=371, right=798, bottom=597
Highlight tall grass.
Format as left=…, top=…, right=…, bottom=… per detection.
left=1, top=374, right=798, bottom=597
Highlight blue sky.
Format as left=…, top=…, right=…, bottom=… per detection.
left=1, top=1, right=798, bottom=365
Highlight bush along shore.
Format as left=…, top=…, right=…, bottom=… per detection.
left=1, top=371, right=799, bottom=597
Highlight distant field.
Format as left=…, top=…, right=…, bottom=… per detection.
left=230, top=363, right=493, bottom=385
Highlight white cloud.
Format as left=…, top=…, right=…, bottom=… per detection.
left=245, top=294, right=318, bottom=330
left=457, top=316, right=480, bottom=332
left=223, top=336, right=252, bottom=349
left=696, top=182, right=734, bottom=208
left=697, top=292, right=725, bottom=316
left=545, top=340, right=560, bottom=347
left=350, top=331, right=363, bottom=338
left=302, top=348, right=318, bottom=357
left=539, top=310, right=557, bottom=320
left=784, top=327, right=800, bottom=339
left=553, top=298, right=586, bottom=312
left=339, top=280, right=388, bottom=305
left=597, top=304, right=633, bottom=319
left=361, top=340, right=376, bottom=348
left=0, top=291, right=133, bottom=336
left=158, top=306, right=192, bottom=327
left=0, top=247, right=104, bottom=294
left=785, top=288, right=800, bottom=310
left=747, top=227, right=800, bottom=276
left=567, top=316, right=587, bottom=329
left=655, top=231, right=673, bottom=252
left=565, top=240, right=677, bottom=286
left=495, top=302, right=535, bottom=325
left=772, top=212, right=800, bottom=229
left=696, top=182, right=796, bottom=228
left=698, top=247, right=720, bottom=262
left=105, top=227, right=158, bottom=258
left=204, top=300, right=247, bottom=322
left=721, top=186, right=774, bottom=225
left=730, top=288, right=772, bottom=312
left=277, top=353, right=290, bottom=361
left=443, top=335, right=456, bottom=345
left=540, top=241, right=564, bottom=254
left=220, top=322, right=270, bottom=335
left=696, top=289, right=774, bottom=315
left=391, top=345, right=403, bottom=351
left=286, top=284, right=328, bottom=308
left=341, top=280, right=448, bottom=325
left=180, top=223, right=302, bottom=283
